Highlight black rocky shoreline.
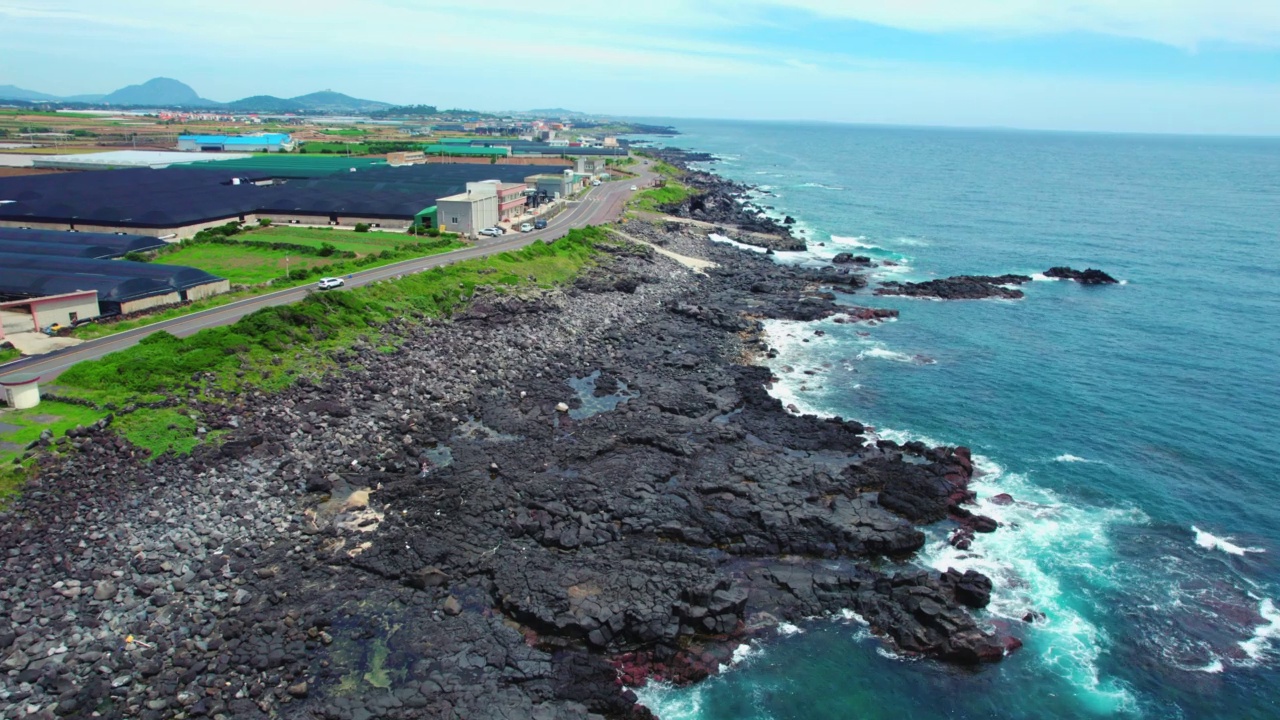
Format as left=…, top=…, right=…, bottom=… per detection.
left=0, top=216, right=1022, bottom=720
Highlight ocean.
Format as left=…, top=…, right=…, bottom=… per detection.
left=629, top=121, right=1280, bottom=719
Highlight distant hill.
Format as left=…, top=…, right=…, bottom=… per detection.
left=0, top=78, right=396, bottom=113
left=0, top=84, right=62, bottom=102
left=225, top=95, right=307, bottom=113
left=287, top=91, right=392, bottom=113
left=101, top=77, right=216, bottom=107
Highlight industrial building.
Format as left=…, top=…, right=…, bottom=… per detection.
left=0, top=291, right=101, bottom=340
left=30, top=151, right=252, bottom=171
left=0, top=228, right=168, bottom=258
left=436, top=182, right=500, bottom=238
left=177, top=133, right=295, bottom=153
left=0, top=253, right=229, bottom=314
left=525, top=170, right=585, bottom=200
left=0, top=163, right=535, bottom=237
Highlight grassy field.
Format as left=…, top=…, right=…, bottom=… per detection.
left=0, top=400, right=104, bottom=469
left=300, top=142, right=370, bottom=154
left=4, top=227, right=617, bottom=504
left=158, top=243, right=331, bottom=284
left=251, top=226, right=412, bottom=254
left=630, top=181, right=696, bottom=212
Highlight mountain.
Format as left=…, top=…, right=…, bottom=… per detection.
left=286, top=91, right=392, bottom=113
left=0, top=78, right=395, bottom=113
left=0, top=85, right=63, bottom=102
left=100, top=77, right=216, bottom=107
left=225, top=95, right=307, bottom=113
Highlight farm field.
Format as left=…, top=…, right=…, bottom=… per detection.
left=158, top=243, right=330, bottom=285
left=251, top=225, right=411, bottom=254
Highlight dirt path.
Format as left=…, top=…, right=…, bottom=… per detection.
left=607, top=227, right=718, bottom=275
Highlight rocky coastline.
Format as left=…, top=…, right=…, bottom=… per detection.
left=642, top=148, right=807, bottom=252
left=0, top=219, right=1018, bottom=720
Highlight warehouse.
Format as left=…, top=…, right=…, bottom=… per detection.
left=0, top=228, right=168, bottom=257
left=30, top=150, right=252, bottom=171
left=0, top=163, right=536, bottom=236
left=0, top=253, right=229, bottom=314
left=177, top=133, right=295, bottom=153
left=435, top=182, right=499, bottom=238
left=0, top=291, right=101, bottom=339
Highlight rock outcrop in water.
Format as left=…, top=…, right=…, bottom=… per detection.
left=1043, top=267, right=1119, bottom=284
left=876, top=274, right=1033, bottom=300
left=0, top=221, right=1007, bottom=720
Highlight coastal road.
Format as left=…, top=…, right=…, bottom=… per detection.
left=0, top=163, right=654, bottom=383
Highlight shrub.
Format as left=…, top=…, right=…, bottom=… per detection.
left=354, top=223, right=371, bottom=233
left=258, top=218, right=272, bottom=227
left=122, top=251, right=149, bottom=263
left=318, top=242, right=337, bottom=257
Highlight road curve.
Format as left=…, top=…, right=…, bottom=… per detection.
left=1, top=164, right=654, bottom=382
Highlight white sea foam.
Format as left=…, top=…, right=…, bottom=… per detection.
left=1197, top=658, right=1226, bottom=674
left=1193, top=526, right=1265, bottom=556
left=1031, top=273, right=1057, bottom=282
left=708, top=233, right=768, bottom=254
left=633, top=681, right=703, bottom=720
left=857, top=347, right=915, bottom=363
left=777, top=622, right=804, bottom=636
left=731, top=642, right=762, bottom=666
left=799, top=182, right=846, bottom=191
left=1239, top=598, right=1280, bottom=662
left=1054, top=454, right=1096, bottom=463
left=839, top=608, right=870, bottom=625
left=829, top=234, right=875, bottom=249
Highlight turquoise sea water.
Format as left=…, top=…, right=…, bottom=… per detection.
left=631, top=121, right=1280, bottom=719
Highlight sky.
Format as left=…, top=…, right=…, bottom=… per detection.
left=2, top=0, right=1280, bottom=135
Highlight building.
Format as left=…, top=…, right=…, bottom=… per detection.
left=435, top=182, right=500, bottom=238
left=1, top=374, right=41, bottom=409
left=575, top=157, right=610, bottom=175
left=177, top=133, right=295, bottom=153
left=0, top=164, right=534, bottom=237
left=0, top=291, right=101, bottom=339
left=497, top=183, right=527, bottom=221
left=525, top=170, right=583, bottom=200
left=30, top=151, right=253, bottom=171
left=387, top=151, right=425, bottom=166
left=0, top=253, right=229, bottom=314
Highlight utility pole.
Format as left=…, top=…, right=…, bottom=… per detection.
left=285, top=254, right=290, bottom=282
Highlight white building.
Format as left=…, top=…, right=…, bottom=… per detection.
left=436, top=182, right=500, bottom=238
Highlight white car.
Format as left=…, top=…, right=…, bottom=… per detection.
left=630, top=185, right=638, bottom=191
left=478, top=227, right=503, bottom=237
left=520, top=222, right=534, bottom=232
left=317, top=277, right=345, bottom=290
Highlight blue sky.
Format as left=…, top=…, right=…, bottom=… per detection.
left=2, top=0, right=1279, bottom=134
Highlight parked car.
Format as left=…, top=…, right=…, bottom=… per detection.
left=534, top=219, right=548, bottom=230
left=317, top=277, right=345, bottom=290
left=478, top=227, right=501, bottom=237
left=591, top=179, right=601, bottom=186
left=630, top=185, right=638, bottom=191
left=520, top=222, right=534, bottom=232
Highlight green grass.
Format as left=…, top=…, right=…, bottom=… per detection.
left=300, top=142, right=370, bottom=155
left=321, top=128, right=369, bottom=137
left=630, top=182, right=696, bottom=212
left=0, top=400, right=105, bottom=468
left=0, top=346, right=20, bottom=365
left=112, top=408, right=200, bottom=457
left=10, top=227, right=618, bottom=505
left=159, top=243, right=331, bottom=285
left=251, top=226, right=415, bottom=254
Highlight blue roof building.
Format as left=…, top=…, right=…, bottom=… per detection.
left=177, top=133, right=294, bottom=153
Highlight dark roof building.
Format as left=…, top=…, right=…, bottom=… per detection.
left=0, top=252, right=230, bottom=312
left=0, top=228, right=168, bottom=257
left=0, top=164, right=541, bottom=235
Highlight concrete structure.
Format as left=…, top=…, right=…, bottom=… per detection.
left=525, top=170, right=583, bottom=200
left=387, top=151, right=426, bottom=166
left=497, top=183, right=528, bottom=221
left=177, top=133, right=294, bottom=153
left=0, top=291, right=100, bottom=339
left=435, top=182, right=499, bottom=238
left=30, top=151, right=253, bottom=171
left=0, top=373, right=40, bottom=409
left=575, top=157, right=612, bottom=175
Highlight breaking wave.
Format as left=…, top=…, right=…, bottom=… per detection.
left=1193, top=526, right=1266, bottom=556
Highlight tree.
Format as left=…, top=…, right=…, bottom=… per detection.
left=354, top=223, right=371, bottom=233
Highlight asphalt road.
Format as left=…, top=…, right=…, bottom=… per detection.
left=0, top=164, right=654, bottom=383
